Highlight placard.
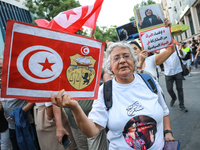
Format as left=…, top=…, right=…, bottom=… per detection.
left=116, top=21, right=139, bottom=41
left=1, top=20, right=105, bottom=102
left=133, top=4, right=174, bottom=52
left=134, top=4, right=165, bottom=32
left=139, top=26, right=174, bottom=53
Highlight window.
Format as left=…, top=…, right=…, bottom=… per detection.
left=188, top=13, right=195, bottom=35
left=182, top=20, right=187, bottom=38
left=196, top=4, right=200, bottom=27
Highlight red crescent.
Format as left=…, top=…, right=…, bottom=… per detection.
left=22, top=50, right=54, bottom=79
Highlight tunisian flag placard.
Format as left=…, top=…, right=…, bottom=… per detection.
left=1, top=20, right=105, bottom=102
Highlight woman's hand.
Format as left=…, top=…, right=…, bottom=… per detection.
left=137, top=50, right=148, bottom=69
left=139, top=20, right=143, bottom=26
left=7, top=116, right=15, bottom=123
left=138, top=50, right=148, bottom=65
left=165, top=133, right=175, bottom=141
left=56, top=126, right=69, bottom=144
left=164, top=18, right=171, bottom=28
left=156, top=14, right=161, bottom=20
left=51, top=89, right=78, bottom=110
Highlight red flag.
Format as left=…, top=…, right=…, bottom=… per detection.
left=35, top=0, right=103, bottom=33
left=1, top=20, right=105, bottom=102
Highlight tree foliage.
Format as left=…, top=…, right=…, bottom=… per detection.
left=94, top=26, right=118, bottom=42
left=129, top=0, right=156, bottom=21
left=25, top=0, right=81, bottom=20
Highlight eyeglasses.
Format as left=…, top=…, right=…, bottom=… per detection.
left=111, top=54, right=132, bottom=62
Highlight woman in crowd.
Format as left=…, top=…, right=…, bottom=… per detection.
left=130, top=18, right=175, bottom=81
left=139, top=9, right=163, bottom=29
left=130, top=41, right=175, bottom=81
left=51, top=42, right=174, bottom=150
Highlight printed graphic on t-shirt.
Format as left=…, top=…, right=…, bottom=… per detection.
left=123, top=115, right=157, bottom=150
left=126, top=101, right=144, bottom=116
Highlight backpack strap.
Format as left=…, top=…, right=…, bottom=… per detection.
left=138, top=73, right=158, bottom=94
left=103, top=80, right=112, bottom=111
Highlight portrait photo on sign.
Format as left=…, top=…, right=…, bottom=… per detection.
left=134, top=4, right=165, bottom=32
left=116, top=21, right=139, bottom=42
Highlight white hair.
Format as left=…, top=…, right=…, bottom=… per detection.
left=104, top=42, right=138, bottom=76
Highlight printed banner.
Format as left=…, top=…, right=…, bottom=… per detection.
left=139, top=26, right=174, bottom=53
left=1, top=20, right=105, bottom=102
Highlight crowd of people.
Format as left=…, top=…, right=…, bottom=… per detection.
left=0, top=16, right=200, bottom=150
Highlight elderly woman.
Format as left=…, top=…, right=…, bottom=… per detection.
left=51, top=42, right=174, bottom=150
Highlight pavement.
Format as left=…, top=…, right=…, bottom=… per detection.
left=158, top=65, right=200, bottom=150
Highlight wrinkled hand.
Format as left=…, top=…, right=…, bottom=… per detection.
left=164, top=18, right=171, bottom=28
left=7, top=116, right=15, bottom=123
left=51, top=89, right=78, bottom=109
left=56, top=126, right=69, bottom=144
left=165, top=133, right=175, bottom=141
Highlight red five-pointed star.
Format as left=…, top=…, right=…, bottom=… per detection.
left=64, top=9, right=77, bottom=20
left=38, top=58, right=55, bottom=72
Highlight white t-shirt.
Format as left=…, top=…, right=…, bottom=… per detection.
left=88, top=74, right=169, bottom=150
left=143, top=55, right=157, bottom=80
left=160, top=47, right=186, bottom=76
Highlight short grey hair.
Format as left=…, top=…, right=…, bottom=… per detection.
left=104, top=42, right=138, bottom=76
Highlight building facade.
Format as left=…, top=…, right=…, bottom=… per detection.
left=164, top=0, right=200, bottom=42
left=0, top=0, right=32, bottom=57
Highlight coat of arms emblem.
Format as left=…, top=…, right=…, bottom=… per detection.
left=66, top=54, right=96, bottom=90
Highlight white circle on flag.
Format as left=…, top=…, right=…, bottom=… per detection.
left=17, top=45, right=63, bottom=83
left=81, top=46, right=90, bottom=55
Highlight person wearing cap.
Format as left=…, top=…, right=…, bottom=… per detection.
left=181, top=42, right=192, bottom=77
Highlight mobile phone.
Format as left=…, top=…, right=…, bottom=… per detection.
left=62, top=135, right=71, bottom=149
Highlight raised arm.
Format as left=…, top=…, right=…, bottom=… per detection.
left=155, top=18, right=174, bottom=65
left=155, top=45, right=175, bottom=65
left=51, top=90, right=101, bottom=138
left=53, top=104, right=69, bottom=144
left=22, top=102, right=35, bottom=112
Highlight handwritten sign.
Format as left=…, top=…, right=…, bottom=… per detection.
left=139, top=26, right=174, bottom=53
left=1, top=20, right=105, bottom=102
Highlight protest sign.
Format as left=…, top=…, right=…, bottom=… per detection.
left=139, top=26, right=174, bottom=53
left=134, top=4, right=165, bottom=32
left=116, top=21, right=139, bottom=41
left=134, top=4, right=173, bottom=52
left=1, top=20, right=105, bottom=102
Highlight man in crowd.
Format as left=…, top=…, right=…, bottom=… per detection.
left=181, top=42, right=192, bottom=77
left=161, top=43, right=188, bottom=112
